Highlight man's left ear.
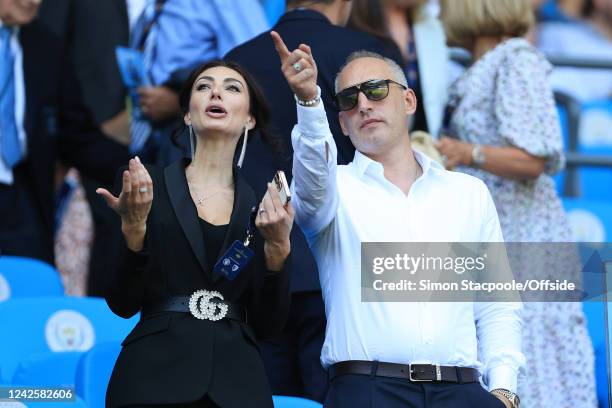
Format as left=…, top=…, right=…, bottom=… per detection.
left=404, top=89, right=417, bottom=116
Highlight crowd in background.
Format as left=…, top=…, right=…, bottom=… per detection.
left=44, top=0, right=612, bottom=296
left=17, top=0, right=609, bottom=298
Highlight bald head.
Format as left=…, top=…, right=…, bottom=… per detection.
left=334, top=51, right=408, bottom=94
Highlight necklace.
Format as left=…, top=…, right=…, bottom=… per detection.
left=195, top=189, right=227, bottom=205
left=189, top=182, right=233, bottom=206
left=185, top=166, right=233, bottom=206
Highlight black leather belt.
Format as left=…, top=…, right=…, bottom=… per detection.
left=329, top=360, right=480, bottom=383
left=141, top=295, right=247, bottom=323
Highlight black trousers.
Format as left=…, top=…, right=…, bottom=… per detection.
left=260, top=290, right=328, bottom=403
left=324, top=374, right=506, bottom=408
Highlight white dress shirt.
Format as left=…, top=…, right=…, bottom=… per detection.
left=0, top=20, right=27, bottom=185
left=290, top=101, right=526, bottom=392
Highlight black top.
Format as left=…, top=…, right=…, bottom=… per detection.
left=105, top=160, right=291, bottom=408
left=199, top=217, right=229, bottom=273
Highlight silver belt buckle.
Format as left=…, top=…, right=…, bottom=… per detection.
left=408, top=364, right=440, bottom=382
left=188, top=289, right=228, bottom=321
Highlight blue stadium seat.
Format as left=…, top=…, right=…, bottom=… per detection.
left=11, top=352, right=83, bottom=386
left=273, top=395, right=323, bottom=408
left=0, top=297, right=138, bottom=384
left=576, top=101, right=612, bottom=201
left=75, top=341, right=122, bottom=408
left=553, top=100, right=612, bottom=200
left=0, top=256, right=64, bottom=301
left=560, top=204, right=612, bottom=407
left=583, top=302, right=610, bottom=408
left=563, top=198, right=612, bottom=241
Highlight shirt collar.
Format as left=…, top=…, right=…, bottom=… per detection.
left=353, top=147, right=444, bottom=179
left=0, top=19, right=18, bottom=35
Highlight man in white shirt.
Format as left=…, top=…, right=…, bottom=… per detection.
left=271, top=32, right=525, bottom=408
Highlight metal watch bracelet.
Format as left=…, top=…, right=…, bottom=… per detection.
left=491, top=388, right=520, bottom=408
left=471, top=143, right=486, bottom=167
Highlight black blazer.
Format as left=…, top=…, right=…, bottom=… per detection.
left=0, top=0, right=130, bottom=264
left=70, top=0, right=128, bottom=124
left=225, top=10, right=404, bottom=293
left=105, top=159, right=291, bottom=407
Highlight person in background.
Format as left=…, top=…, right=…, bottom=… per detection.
left=538, top=0, right=612, bottom=102
left=98, top=60, right=293, bottom=407
left=539, top=0, right=588, bottom=21
left=225, top=0, right=404, bottom=401
left=54, top=0, right=131, bottom=296
left=127, top=0, right=269, bottom=167
left=0, top=0, right=129, bottom=269
left=348, top=0, right=449, bottom=137
left=438, top=0, right=598, bottom=406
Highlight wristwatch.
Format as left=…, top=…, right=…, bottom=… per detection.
left=491, top=388, right=520, bottom=408
left=471, top=144, right=486, bottom=167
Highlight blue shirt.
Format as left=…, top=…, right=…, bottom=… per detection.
left=149, top=0, right=269, bottom=85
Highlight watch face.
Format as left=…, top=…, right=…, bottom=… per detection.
left=506, top=393, right=519, bottom=407
left=473, top=146, right=485, bottom=165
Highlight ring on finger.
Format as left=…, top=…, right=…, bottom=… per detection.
left=139, top=187, right=148, bottom=193
left=258, top=208, right=267, bottom=214
left=292, top=62, right=302, bottom=72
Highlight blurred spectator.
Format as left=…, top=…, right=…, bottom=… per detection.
left=348, top=0, right=449, bottom=136
left=538, top=0, right=612, bottom=102
left=128, top=0, right=269, bottom=166
left=0, top=0, right=129, bottom=267
left=226, top=0, right=403, bottom=402
left=539, top=0, right=587, bottom=21
left=260, top=0, right=286, bottom=25
left=54, top=169, right=93, bottom=296
left=439, top=0, right=598, bottom=406
left=127, top=0, right=147, bottom=29
left=59, top=0, right=131, bottom=296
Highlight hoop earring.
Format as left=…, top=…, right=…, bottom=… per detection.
left=237, top=126, right=248, bottom=168
left=189, top=124, right=196, bottom=162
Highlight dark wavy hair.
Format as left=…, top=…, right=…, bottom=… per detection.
left=172, top=60, right=281, bottom=155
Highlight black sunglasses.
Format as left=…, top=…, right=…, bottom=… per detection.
left=335, top=79, right=408, bottom=111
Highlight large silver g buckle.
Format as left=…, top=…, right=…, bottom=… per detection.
left=188, top=290, right=228, bottom=321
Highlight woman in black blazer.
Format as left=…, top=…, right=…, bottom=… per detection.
left=96, top=60, right=293, bottom=407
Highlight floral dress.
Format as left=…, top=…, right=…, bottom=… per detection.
left=447, top=38, right=597, bottom=408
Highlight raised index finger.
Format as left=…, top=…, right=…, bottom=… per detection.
left=270, top=31, right=291, bottom=62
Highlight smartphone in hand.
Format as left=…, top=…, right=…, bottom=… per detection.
left=265, top=170, right=291, bottom=206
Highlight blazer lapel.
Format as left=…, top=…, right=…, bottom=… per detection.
left=211, top=169, right=257, bottom=284
left=164, top=159, right=209, bottom=273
